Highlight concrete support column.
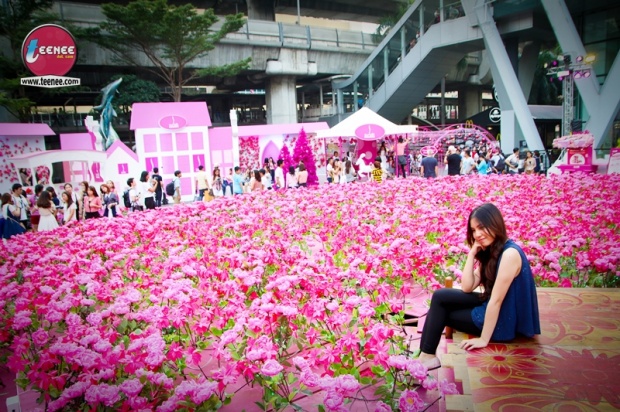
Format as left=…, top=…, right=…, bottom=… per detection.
left=266, top=76, right=297, bottom=124
left=519, top=41, right=541, bottom=102
left=246, top=0, right=275, bottom=21
left=459, top=87, right=481, bottom=119
left=461, top=0, right=544, bottom=153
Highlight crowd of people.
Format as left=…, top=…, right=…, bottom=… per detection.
left=0, top=180, right=124, bottom=239
left=193, top=158, right=311, bottom=200
left=1, top=142, right=545, bottom=240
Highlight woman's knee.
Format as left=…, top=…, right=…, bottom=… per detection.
left=430, top=288, right=462, bottom=305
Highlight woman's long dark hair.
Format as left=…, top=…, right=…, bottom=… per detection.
left=466, top=203, right=508, bottom=299
left=36, top=190, right=53, bottom=208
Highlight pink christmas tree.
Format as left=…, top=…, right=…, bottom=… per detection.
left=278, top=142, right=294, bottom=172
left=292, top=128, right=318, bottom=185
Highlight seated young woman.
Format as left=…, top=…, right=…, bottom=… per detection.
left=417, top=203, right=540, bottom=370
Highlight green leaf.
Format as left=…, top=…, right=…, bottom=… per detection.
left=371, top=365, right=386, bottom=376
left=117, top=319, right=128, bottom=334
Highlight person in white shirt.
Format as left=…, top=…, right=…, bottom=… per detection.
left=326, top=158, right=334, bottom=184
left=139, top=171, right=156, bottom=209
left=460, top=150, right=476, bottom=175
left=173, top=170, right=182, bottom=203
left=286, top=166, right=298, bottom=188
left=505, top=148, right=520, bottom=174
left=61, top=191, right=77, bottom=223
left=260, top=168, right=272, bottom=189
left=195, top=165, right=209, bottom=200
left=275, top=159, right=285, bottom=189
left=127, top=177, right=142, bottom=211
left=11, top=184, right=30, bottom=230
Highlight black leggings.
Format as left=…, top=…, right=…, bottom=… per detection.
left=420, top=289, right=483, bottom=355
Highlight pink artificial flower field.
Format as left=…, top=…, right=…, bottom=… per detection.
left=1, top=174, right=619, bottom=411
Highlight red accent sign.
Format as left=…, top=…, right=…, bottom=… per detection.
left=22, top=24, right=77, bottom=76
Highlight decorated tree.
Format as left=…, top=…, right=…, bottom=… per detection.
left=292, top=128, right=318, bottom=185
left=278, top=142, right=294, bottom=172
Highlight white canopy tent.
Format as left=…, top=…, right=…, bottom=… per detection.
left=315, top=108, right=417, bottom=179
left=315, top=108, right=417, bottom=139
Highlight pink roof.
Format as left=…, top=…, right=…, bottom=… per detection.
left=0, top=123, right=55, bottom=136
left=60, top=133, right=94, bottom=150
left=209, top=122, right=329, bottom=139
left=106, top=140, right=139, bottom=161
left=130, top=102, right=211, bottom=130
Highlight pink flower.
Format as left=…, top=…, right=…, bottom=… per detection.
left=31, top=329, right=48, bottom=346
left=335, top=374, right=360, bottom=395
left=323, top=390, right=344, bottom=410
left=375, top=401, right=393, bottom=412
left=406, top=359, right=428, bottom=380
left=439, top=379, right=459, bottom=396
left=119, top=378, right=143, bottom=397
left=292, top=356, right=310, bottom=370
left=399, top=389, right=424, bottom=412
left=422, top=376, right=438, bottom=391
left=260, top=359, right=283, bottom=376
left=84, top=383, right=120, bottom=407
left=86, top=312, right=103, bottom=326
left=300, top=370, right=320, bottom=388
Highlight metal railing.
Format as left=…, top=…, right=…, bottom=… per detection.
left=332, top=0, right=466, bottom=114
left=55, top=2, right=375, bottom=52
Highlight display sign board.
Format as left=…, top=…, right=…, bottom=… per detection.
left=607, top=148, right=620, bottom=174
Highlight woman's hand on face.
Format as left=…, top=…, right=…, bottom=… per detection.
left=470, top=240, right=483, bottom=256
left=459, top=337, right=488, bottom=351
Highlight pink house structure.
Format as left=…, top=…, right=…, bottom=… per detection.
left=130, top=102, right=330, bottom=198
left=130, top=102, right=213, bottom=201
left=0, top=123, right=52, bottom=193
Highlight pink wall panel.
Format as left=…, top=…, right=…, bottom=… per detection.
left=180, top=177, right=191, bottom=196
left=176, top=133, right=189, bottom=151
left=160, top=133, right=173, bottom=152
left=163, top=156, right=175, bottom=174
left=143, top=134, right=157, bottom=153
left=191, top=132, right=204, bottom=150
left=177, top=155, right=190, bottom=173
left=145, top=157, right=159, bottom=172
left=118, top=163, right=129, bottom=175
left=193, top=154, right=205, bottom=172
left=209, top=133, right=232, bottom=151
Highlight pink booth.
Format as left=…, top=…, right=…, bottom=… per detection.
left=552, top=133, right=598, bottom=174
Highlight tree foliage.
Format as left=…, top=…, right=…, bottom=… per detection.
left=0, top=0, right=56, bottom=121
left=85, top=0, right=251, bottom=102
left=529, top=48, right=561, bottom=105
left=372, top=0, right=415, bottom=44
left=104, top=74, right=160, bottom=114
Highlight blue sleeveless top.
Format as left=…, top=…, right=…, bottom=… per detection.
left=471, top=240, right=541, bottom=341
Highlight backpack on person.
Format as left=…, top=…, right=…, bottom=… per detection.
left=495, top=156, right=506, bottom=173
left=122, top=189, right=131, bottom=208
left=165, top=181, right=175, bottom=197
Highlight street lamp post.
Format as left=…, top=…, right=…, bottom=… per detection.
left=546, top=54, right=595, bottom=137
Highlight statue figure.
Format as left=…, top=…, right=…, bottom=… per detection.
left=93, top=78, right=122, bottom=150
